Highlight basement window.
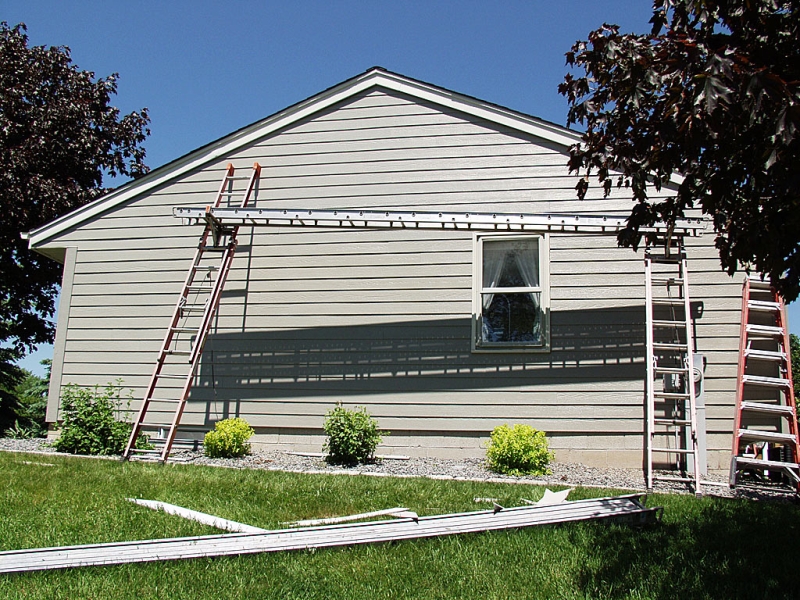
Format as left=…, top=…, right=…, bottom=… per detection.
left=473, top=235, right=549, bottom=351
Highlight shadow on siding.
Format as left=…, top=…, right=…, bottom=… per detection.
left=188, top=306, right=647, bottom=409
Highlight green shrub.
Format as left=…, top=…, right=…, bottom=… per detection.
left=486, top=423, right=554, bottom=476
left=52, top=381, right=149, bottom=455
left=203, top=418, right=254, bottom=458
left=323, top=404, right=386, bottom=466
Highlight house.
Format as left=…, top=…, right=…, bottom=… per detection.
left=25, top=68, right=743, bottom=471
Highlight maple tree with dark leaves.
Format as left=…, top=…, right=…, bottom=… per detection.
left=0, top=22, right=150, bottom=371
left=559, top=0, right=800, bottom=301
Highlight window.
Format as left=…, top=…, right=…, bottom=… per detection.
left=473, top=235, right=548, bottom=351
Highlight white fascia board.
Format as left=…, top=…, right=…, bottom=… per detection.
left=372, top=71, right=581, bottom=147
left=27, top=69, right=581, bottom=249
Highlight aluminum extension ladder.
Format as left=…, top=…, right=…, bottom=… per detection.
left=644, top=240, right=702, bottom=495
left=729, top=276, right=800, bottom=491
left=122, top=163, right=261, bottom=462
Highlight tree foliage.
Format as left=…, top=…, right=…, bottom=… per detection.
left=0, top=359, right=25, bottom=433
left=0, top=359, right=49, bottom=436
left=0, top=22, right=150, bottom=361
left=559, top=1, right=800, bottom=300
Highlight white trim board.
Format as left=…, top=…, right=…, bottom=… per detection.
left=127, top=499, right=267, bottom=534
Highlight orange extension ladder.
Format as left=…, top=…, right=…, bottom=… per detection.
left=729, top=276, right=799, bottom=490
left=122, top=163, right=261, bottom=462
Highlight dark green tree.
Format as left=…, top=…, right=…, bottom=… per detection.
left=14, top=360, right=50, bottom=436
left=0, top=360, right=25, bottom=433
left=559, top=1, right=800, bottom=301
left=0, top=22, right=149, bottom=400
left=1, top=361, right=49, bottom=437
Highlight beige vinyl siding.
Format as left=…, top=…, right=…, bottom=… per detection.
left=40, top=88, right=743, bottom=468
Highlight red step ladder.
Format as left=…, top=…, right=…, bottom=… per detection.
left=122, top=163, right=261, bottom=462
left=729, top=276, right=799, bottom=490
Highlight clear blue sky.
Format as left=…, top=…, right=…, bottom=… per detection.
left=5, top=0, right=798, bottom=375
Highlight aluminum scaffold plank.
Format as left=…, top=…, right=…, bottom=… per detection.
left=0, top=494, right=660, bottom=574
left=174, top=206, right=707, bottom=236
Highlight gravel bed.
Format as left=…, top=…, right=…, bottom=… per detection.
left=2, top=438, right=795, bottom=502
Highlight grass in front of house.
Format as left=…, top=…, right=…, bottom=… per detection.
left=1, top=451, right=798, bottom=599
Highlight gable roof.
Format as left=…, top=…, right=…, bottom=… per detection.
left=24, top=67, right=581, bottom=251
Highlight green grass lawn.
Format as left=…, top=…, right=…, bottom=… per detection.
left=1, top=451, right=798, bottom=600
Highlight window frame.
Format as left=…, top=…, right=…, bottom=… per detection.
left=471, top=233, right=550, bottom=353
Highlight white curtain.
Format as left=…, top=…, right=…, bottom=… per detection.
left=481, top=243, right=507, bottom=309
left=514, top=241, right=540, bottom=308
left=514, top=241, right=541, bottom=340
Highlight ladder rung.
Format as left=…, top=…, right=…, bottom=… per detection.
left=187, top=285, right=213, bottom=291
left=747, top=277, right=772, bottom=290
left=740, top=401, right=795, bottom=416
left=129, top=448, right=161, bottom=454
left=171, top=327, right=198, bottom=334
left=204, top=246, right=229, bottom=252
left=653, top=392, right=691, bottom=400
left=651, top=277, right=684, bottom=285
left=225, top=175, right=253, bottom=181
left=150, top=438, right=198, bottom=446
left=652, top=320, right=686, bottom=328
left=654, top=418, right=692, bottom=426
left=737, top=429, right=797, bottom=444
left=653, top=343, right=688, bottom=351
left=651, top=299, right=686, bottom=305
left=654, top=367, right=689, bottom=374
left=192, top=265, right=219, bottom=271
left=744, top=349, right=786, bottom=362
left=748, top=300, right=781, bottom=312
left=742, top=375, right=791, bottom=388
left=652, top=474, right=695, bottom=483
left=165, top=350, right=192, bottom=356
left=732, top=456, right=800, bottom=471
left=746, top=324, right=785, bottom=337
left=648, top=255, right=683, bottom=264
left=155, top=373, right=188, bottom=380
left=651, top=447, right=694, bottom=454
